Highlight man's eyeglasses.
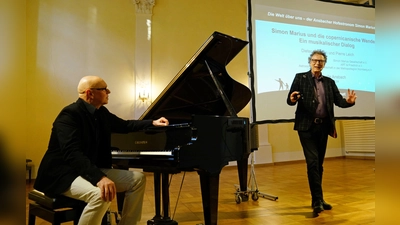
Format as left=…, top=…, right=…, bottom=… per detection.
left=311, top=59, right=326, bottom=64
left=79, top=87, right=109, bottom=94
left=92, top=87, right=109, bottom=92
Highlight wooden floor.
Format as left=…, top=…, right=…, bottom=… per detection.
left=26, top=157, right=375, bottom=225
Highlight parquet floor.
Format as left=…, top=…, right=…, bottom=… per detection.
left=26, top=157, right=375, bottom=225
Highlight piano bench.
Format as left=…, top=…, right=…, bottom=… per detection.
left=28, top=189, right=116, bottom=225
left=28, top=189, right=86, bottom=225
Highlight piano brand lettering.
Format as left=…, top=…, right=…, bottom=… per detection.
left=135, top=141, right=148, bottom=144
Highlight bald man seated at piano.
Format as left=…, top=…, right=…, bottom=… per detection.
left=34, top=75, right=169, bottom=225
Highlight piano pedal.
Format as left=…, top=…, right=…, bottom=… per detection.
left=147, top=218, right=178, bottom=225
left=112, top=211, right=121, bottom=224
left=105, top=209, right=121, bottom=224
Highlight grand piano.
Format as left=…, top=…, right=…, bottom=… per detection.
left=111, top=31, right=254, bottom=225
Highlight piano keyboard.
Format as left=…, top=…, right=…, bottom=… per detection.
left=111, top=150, right=173, bottom=157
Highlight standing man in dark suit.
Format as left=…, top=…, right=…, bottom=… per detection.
left=287, top=50, right=357, bottom=215
left=34, top=76, right=169, bottom=225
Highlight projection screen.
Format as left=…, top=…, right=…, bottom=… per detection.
left=248, top=0, right=375, bottom=123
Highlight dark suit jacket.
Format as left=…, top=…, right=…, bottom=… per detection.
left=286, top=70, right=354, bottom=138
left=34, top=98, right=153, bottom=196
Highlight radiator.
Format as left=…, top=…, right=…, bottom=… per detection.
left=342, top=120, right=375, bottom=155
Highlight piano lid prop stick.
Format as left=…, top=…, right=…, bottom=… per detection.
left=204, top=60, right=238, bottom=117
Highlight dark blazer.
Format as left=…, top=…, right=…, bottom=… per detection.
left=286, top=70, right=354, bottom=138
left=34, top=98, right=153, bottom=196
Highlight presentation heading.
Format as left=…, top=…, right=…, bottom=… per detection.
left=267, top=11, right=375, bottom=32
left=271, top=27, right=375, bottom=49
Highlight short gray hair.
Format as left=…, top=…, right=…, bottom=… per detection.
left=308, top=49, right=327, bottom=63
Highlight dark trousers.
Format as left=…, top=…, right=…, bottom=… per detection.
left=298, top=122, right=329, bottom=202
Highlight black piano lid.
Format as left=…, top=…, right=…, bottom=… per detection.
left=139, top=31, right=251, bottom=123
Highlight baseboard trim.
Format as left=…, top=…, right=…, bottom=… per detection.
left=345, top=155, right=375, bottom=160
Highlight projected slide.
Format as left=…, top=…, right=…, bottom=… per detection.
left=249, top=0, right=375, bottom=121
left=256, top=21, right=375, bottom=94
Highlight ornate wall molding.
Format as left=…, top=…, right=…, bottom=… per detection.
left=132, top=0, right=155, bottom=118
left=133, top=0, right=155, bottom=14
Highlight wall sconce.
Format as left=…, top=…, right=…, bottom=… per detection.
left=138, top=88, right=150, bottom=102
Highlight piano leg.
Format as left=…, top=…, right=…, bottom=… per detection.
left=236, top=156, right=250, bottom=201
left=198, top=171, right=219, bottom=225
left=149, top=172, right=162, bottom=223
left=147, top=172, right=178, bottom=225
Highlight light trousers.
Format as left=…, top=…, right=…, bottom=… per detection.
left=62, top=169, right=146, bottom=225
